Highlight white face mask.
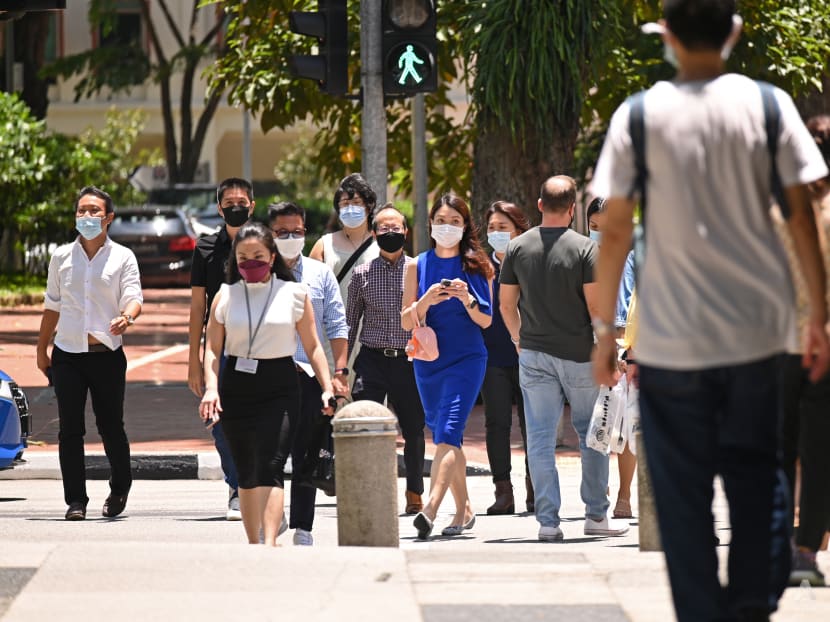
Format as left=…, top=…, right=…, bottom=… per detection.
left=275, top=236, right=305, bottom=259
left=339, top=205, right=367, bottom=229
left=431, top=223, right=464, bottom=248
left=487, top=230, right=512, bottom=253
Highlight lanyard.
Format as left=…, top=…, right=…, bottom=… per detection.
left=243, top=277, right=274, bottom=358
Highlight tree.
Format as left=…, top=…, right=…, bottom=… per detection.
left=43, top=0, right=230, bottom=183
left=0, top=92, right=157, bottom=274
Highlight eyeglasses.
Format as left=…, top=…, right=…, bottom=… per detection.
left=271, top=228, right=306, bottom=239
left=376, top=225, right=404, bottom=234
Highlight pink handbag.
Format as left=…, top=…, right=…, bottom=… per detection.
left=405, top=307, right=439, bottom=361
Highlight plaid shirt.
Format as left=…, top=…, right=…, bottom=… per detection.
left=346, top=253, right=412, bottom=356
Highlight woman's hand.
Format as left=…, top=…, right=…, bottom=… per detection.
left=199, top=388, right=223, bottom=426
left=321, top=390, right=336, bottom=417
left=422, top=282, right=453, bottom=306
left=441, top=278, right=469, bottom=300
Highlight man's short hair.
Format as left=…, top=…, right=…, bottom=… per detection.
left=268, top=201, right=306, bottom=224
left=539, top=176, right=577, bottom=213
left=372, top=202, right=408, bottom=231
left=217, top=177, right=254, bottom=204
left=74, top=185, right=114, bottom=214
left=663, top=0, right=735, bottom=51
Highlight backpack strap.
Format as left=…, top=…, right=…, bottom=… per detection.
left=628, top=91, right=648, bottom=286
left=757, top=81, right=789, bottom=218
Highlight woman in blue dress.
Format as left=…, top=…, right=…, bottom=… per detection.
left=401, top=193, right=494, bottom=539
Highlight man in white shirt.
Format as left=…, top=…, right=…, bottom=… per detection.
left=590, top=2, right=830, bottom=621
left=36, top=186, right=143, bottom=521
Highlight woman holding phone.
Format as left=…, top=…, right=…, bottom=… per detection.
left=401, top=193, right=494, bottom=539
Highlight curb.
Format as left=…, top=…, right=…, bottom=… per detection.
left=0, top=451, right=492, bottom=481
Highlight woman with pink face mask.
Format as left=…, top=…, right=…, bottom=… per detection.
left=199, top=221, right=335, bottom=546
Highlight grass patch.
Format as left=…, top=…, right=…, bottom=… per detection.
left=0, top=273, right=47, bottom=307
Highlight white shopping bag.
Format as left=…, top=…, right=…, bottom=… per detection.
left=587, top=378, right=626, bottom=455
left=625, top=383, right=641, bottom=455
left=608, top=375, right=628, bottom=454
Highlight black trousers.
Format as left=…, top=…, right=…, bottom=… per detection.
left=289, top=370, right=324, bottom=532
left=352, top=348, right=425, bottom=494
left=781, top=354, right=830, bottom=551
left=51, top=346, right=131, bottom=506
left=480, top=364, right=528, bottom=483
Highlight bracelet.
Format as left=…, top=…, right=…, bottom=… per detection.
left=510, top=337, right=519, bottom=345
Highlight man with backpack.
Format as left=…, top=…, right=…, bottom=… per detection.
left=590, top=1, right=829, bottom=621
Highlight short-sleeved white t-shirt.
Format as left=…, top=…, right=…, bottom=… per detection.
left=590, top=74, right=828, bottom=369
left=214, top=276, right=307, bottom=360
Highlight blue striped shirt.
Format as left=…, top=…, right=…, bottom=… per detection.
left=291, top=255, right=348, bottom=365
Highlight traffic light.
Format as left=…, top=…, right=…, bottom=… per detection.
left=287, top=0, right=348, bottom=96
left=382, top=0, right=438, bottom=97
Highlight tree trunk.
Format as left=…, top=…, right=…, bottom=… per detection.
left=0, top=226, right=23, bottom=274
left=471, top=118, right=579, bottom=225
left=15, top=12, right=51, bottom=120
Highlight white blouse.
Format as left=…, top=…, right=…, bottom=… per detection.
left=214, top=276, right=307, bottom=360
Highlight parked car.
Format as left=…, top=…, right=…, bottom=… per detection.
left=108, top=206, right=198, bottom=287
left=146, top=184, right=222, bottom=237
left=0, top=369, right=30, bottom=470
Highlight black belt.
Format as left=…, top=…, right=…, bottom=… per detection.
left=87, top=343, right=111, bottom=353
left=365, top=346, right=408, bottom=359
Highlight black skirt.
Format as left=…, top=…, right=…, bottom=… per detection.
left=219, top=356, right=299, bottom=489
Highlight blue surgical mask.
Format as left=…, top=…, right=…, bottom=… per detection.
left=663, top=42, right=680, bottom=69
left=589, top=230, right=602, bottom=244
left=76, top=216, right=103, bottom=240
left=487, top=230, right=512, bottom=253
left=339, top=205, right=367, bottom=229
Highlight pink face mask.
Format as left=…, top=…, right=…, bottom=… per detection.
left=238, top=259, right=272, bottom=283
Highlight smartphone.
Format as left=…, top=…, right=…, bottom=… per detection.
left=440, top=278, right=453, bottom=287
left=45, top=367, right=53, bottom=387
left=204, top=417, right=218, bottom=431
left=328, top=396, right=338, bottom=409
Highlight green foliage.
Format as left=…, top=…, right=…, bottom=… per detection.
left=0, top=92, right=159, bottom=273
left=205, top=0, right=472, bottom=197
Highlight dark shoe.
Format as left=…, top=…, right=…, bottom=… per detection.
left=65, top=501, right=87, bottom=521
left=486, top=480, right=515, bottom=515
left=789, top=549, right=826, bottom=587
left=613, top=497, right=633, bottom=519
left=525, top=474, right=535, bottom=513
left=405, top=490, right=423, bottom=515
left=413, top=512, right=433, bottom=540
left=102, top=493, right=129, bottom=518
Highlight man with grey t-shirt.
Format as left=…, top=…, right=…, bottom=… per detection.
left=499, top=175, right=629, bottom=543
left=590, top=1, right=829, bottom=621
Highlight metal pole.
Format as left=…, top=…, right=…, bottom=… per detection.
left=4, top=21, right=14, bottom=93
left=359, top=0, right=387, bottom=204
left=242, top=109, right=252, bottom=181
left=411, top=93, right=428, bottom=253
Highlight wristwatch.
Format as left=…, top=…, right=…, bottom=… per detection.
left=334, top=367, right=349, bottom=376
left=121, top=313, right=135, bottom=326
left=592, top=317, right=613, bottom=339
left=467, top=297, right=478, bottom=310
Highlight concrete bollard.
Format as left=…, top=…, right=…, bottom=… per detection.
left=331, top=400, right=400, bottom=547
left=636, top=431, right=662, bottom=551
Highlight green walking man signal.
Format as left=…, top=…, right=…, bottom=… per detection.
left=397, top=44, right=425, bottom=85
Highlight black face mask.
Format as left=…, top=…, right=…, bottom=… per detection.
left=376, top=231, right=406, bottom=253
left=222, top=205, right=250, bottom=228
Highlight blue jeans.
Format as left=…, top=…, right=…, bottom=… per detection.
left=214, top=354, right=238, bottom=492
left=639, top=356, right=791, bottom=622
left=519, top=349, right=606, bottom=527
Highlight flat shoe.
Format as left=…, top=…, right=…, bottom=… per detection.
left=413, top=512, right=433, bottom=540
left=464, top=514, right=476, bottom=530
left=441, top=524, right=463, bottom=536
left=613, top=498, right=632, bottom=519
left=102, top=493, right=128, bottom=518
left=65, top=501, right=87, bottom=521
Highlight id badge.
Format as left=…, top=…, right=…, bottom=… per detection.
left=235, top=357, right=258, bottom=374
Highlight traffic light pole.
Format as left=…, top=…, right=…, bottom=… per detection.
left=412, top=93, right=428, bottom=254
left=360, top=0, right=387, bottom=204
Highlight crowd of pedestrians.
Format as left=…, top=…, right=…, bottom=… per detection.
left=34, top=1, right=830, bottom=621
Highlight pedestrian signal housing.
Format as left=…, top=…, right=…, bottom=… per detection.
left=382, top=0, right=438, bottom=97
left=288, top=0, right=348, bottom=96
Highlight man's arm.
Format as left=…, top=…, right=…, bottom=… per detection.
left=188, top=286, right=208, bottom=397
left=592, top=197, right=635, bottom=386
left=345, top=271, right=364, bottom=359
left=784, top=183, right=830, bottom=381
left=321, top=269, right=350, bottom=395
left=36, top=310, right=59, bottom=378
left=499, top=283, right=521, bottom=348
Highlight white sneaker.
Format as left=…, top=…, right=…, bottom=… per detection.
left=584, top=515, right=629, bottom=536
left=293, top=528, right=314, bottom=546
left=538, top=525, right=564, bottom=542
left=226, top=491, right=241, bottom=521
